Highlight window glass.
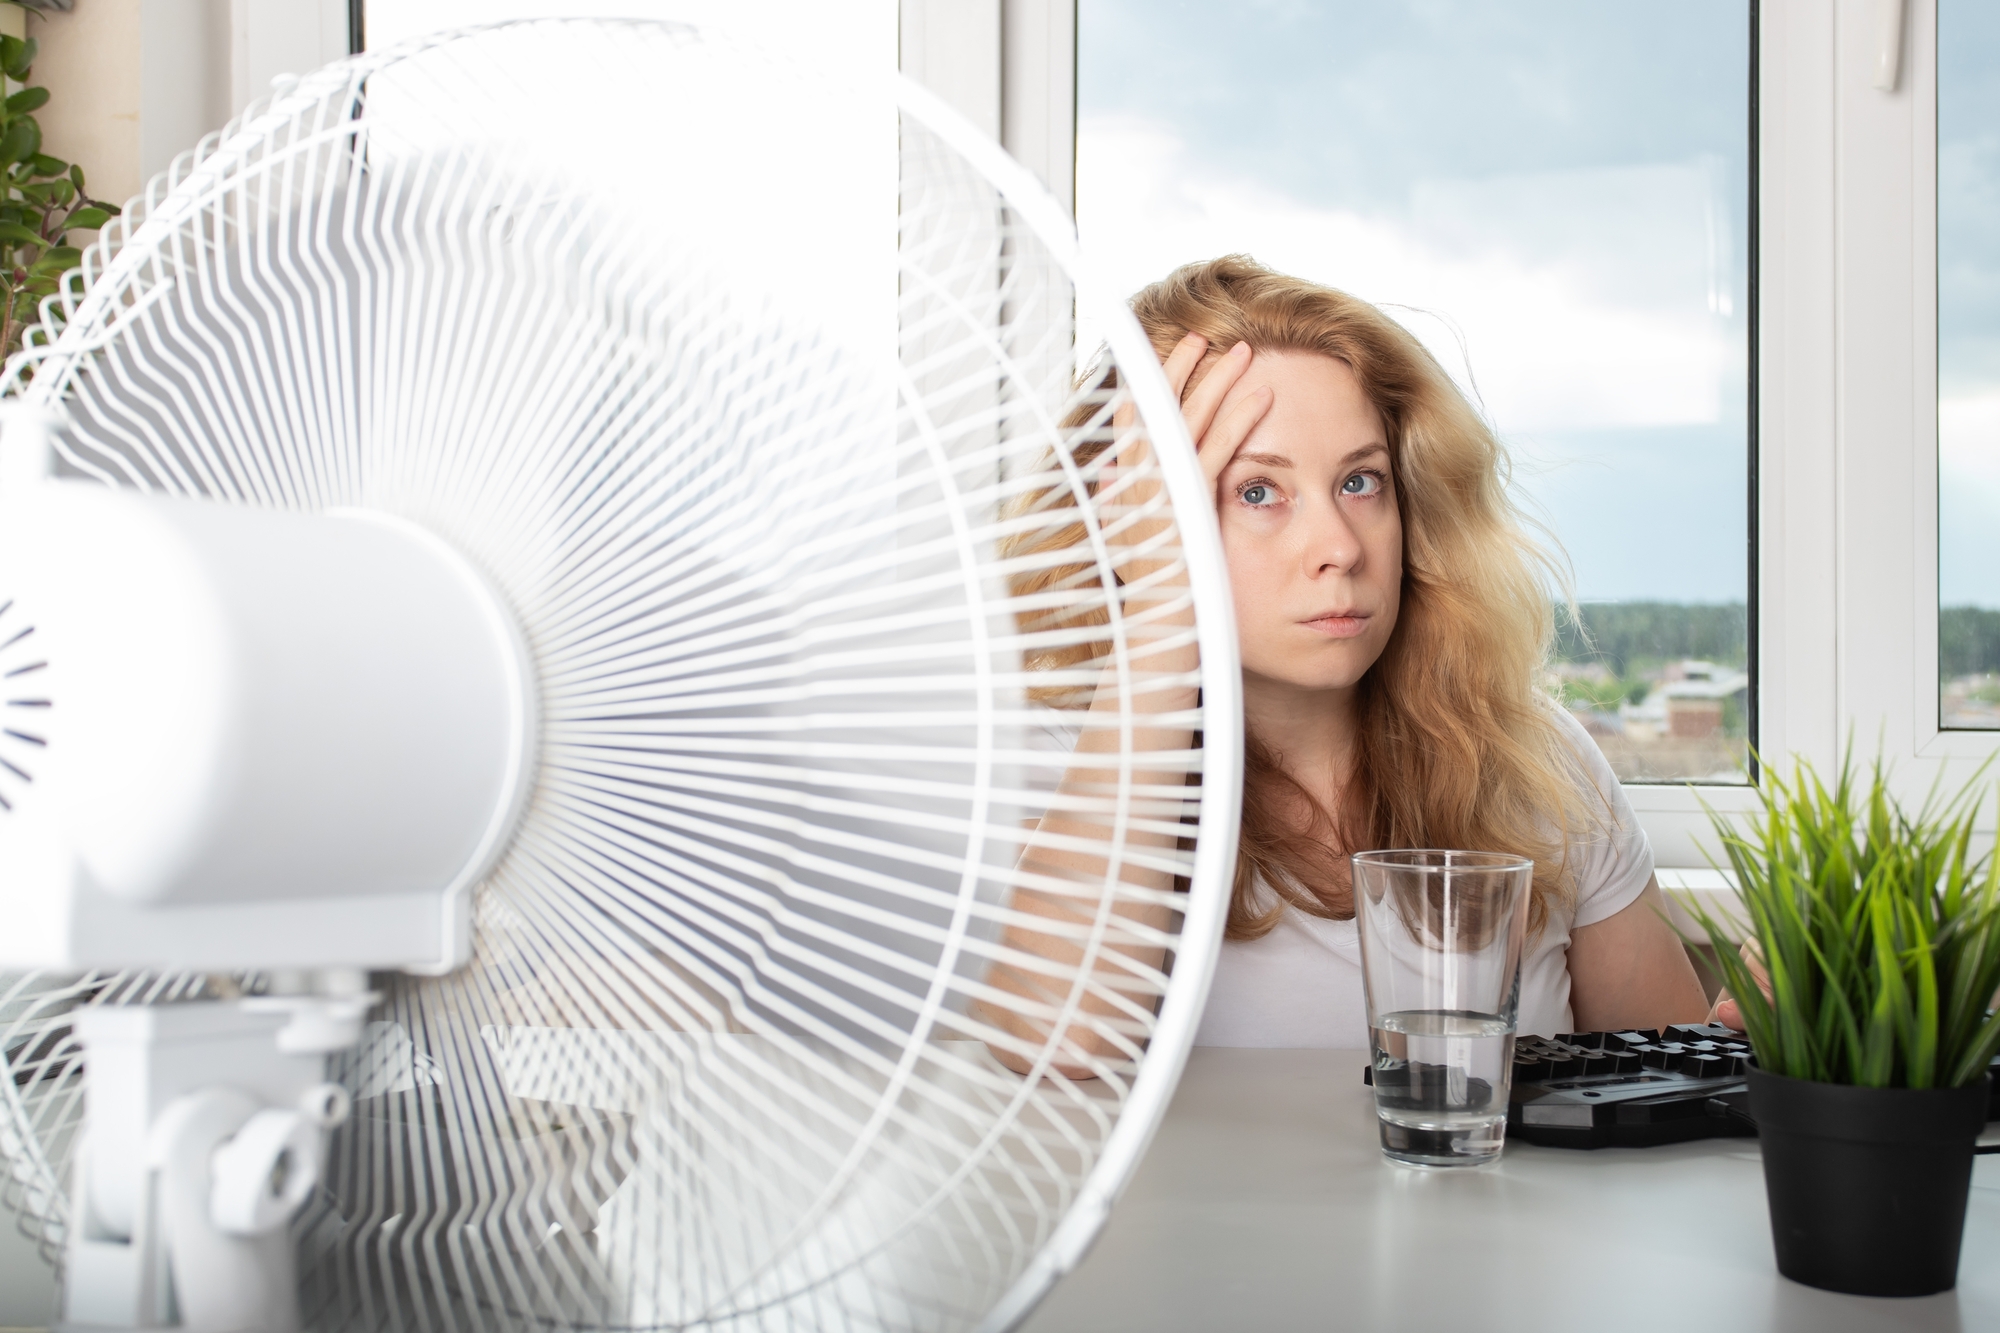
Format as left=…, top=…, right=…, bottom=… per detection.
left=362, top=1, right=889, bottom=66
left=1939, top=0, right=2000, bottom=730
left=1077, top=0, right=1754, bottom=783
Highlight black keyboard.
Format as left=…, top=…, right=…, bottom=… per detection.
left=1509, top=1025, right=1757, bottom=1149
left=1365, top=1023, right=2000, bottom=1151
left=1510, top=1025, right=2000, bottom=1149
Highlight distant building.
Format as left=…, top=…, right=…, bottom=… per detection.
left=1668, top=698, right=1725, bottom=740
left=1620, top=660, right=1749, bottom=741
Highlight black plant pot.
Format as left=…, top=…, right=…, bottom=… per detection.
left=1747, top=1067, right=1991, bottom=1296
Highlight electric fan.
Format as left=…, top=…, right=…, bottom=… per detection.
left=0, top=20, right=1241, bottom=1332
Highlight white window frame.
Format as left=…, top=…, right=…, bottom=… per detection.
left=1765, top=0, right=1996, bottom=790
left=903, top=0, right=1997, bottom=871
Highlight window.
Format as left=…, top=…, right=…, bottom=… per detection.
left=1938, top=0, right=2000, bottom=731
left=1074, top=1, right=1756, bottom=788
left=952, top=0, right=2000, bottom=867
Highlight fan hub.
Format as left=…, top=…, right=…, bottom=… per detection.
left=0, top=481, right=535, bottom=971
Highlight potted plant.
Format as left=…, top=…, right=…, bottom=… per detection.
left=0, top=14, right=121, bottom=357
left=1684, top=747, right=2000, bottom=1297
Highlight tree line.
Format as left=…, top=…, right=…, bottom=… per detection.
left=1549, top=602, right=2000, bottom=679
left=1552, top=601, right=1748, bottom=675
left=1942, top=606, right=2000, bottom=678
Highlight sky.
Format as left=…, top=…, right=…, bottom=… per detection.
left=1939, top=0, right=2000, bottom=609
left=1077, top=0, right=1755, bottom=606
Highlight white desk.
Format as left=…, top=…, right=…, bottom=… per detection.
left=1019, top=1047, right=2000, bottom=1333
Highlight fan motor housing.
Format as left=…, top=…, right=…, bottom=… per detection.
left=0, top=481, right=535, bottom=971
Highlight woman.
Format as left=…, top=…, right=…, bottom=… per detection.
left=982, top=256, right=1710, bottom=1071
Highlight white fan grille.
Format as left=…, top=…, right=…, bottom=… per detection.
left=0, top=21, right=1239, bottom=1331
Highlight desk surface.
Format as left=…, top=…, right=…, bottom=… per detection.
left=1019, top=1046, right=2000, bottom=1333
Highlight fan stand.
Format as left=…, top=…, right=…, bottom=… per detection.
left=61, top=978, right=368, bottom=1333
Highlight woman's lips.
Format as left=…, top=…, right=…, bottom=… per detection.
left=1301, top=614, right=1370, bottom=639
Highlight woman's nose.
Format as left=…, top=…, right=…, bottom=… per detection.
left=1301, top=495, right=1364, bottom=575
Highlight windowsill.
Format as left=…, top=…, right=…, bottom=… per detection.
left=1655, top=866, right=1747, bottom=941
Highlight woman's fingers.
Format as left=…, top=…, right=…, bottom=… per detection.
left=1106, top=332, right=1222, bottom=477
left=1739, top=940, right=1771, bottom=995
left=1180, top=340, right=1253, bottom=448
left=1160, top=332, right=1208, bottom=400
left=1100, top=332, right=1260, bottom=517
left=1707, top=940, right=1771, bottom=1033
left=1198, top=382, right=1273, bottom=490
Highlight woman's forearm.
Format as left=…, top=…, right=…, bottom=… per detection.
left=978, top=587, right=1207, bottom=1076
left=1566, top=879, right=1710, bottom=1031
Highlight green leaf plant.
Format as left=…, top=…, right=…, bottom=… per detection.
left=1680, top=740, right=2000, bottom=1089
left=0, top=18, right=120, bottom=358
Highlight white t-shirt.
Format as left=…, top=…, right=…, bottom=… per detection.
left=1193, top=706, right=1652, bottom=1046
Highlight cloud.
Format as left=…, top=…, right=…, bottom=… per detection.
left=1075, top=112, right=1739, bottom=436
left=1942, top=393, right=2000, bottom=608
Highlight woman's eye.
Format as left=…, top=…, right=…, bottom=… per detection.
left=1341, top=471, right=1383, bottom=497
left=1240, top=483, right=1275, bottom=506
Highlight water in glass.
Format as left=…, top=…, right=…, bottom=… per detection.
left=1370, top=1009, right=1516, bottom=1167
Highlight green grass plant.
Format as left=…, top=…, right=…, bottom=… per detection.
left=1681, top=744, right=2000, bottom=1089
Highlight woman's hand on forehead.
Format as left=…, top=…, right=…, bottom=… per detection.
left=1100, top=334, right=1273, bottom=581
left=1165, top=334, right=1274, bottom=498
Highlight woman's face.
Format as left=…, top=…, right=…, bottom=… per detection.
left=1206, top=351, right=1402, bottom=696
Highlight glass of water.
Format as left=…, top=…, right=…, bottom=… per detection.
left=1353, top=849, right=1535, bottom=1168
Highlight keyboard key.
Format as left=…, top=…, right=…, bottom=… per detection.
left=1510, top=1031, right=1756, bottom=1086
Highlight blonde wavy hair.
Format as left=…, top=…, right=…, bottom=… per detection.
left=1008, top=255, right=1597, bottom=939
